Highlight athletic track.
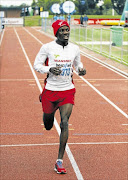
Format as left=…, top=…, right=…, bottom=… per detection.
left=0, top=27, right=128, bottom=180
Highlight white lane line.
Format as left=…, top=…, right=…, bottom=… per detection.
left=0, top=29, right=5, bottom=46
left=24, top=27, right=128, bottom=119
left=74, top=79, right=127, bottom=81
left=0, top=79, right=45, bottom=81
left=1, top=141, right=128, bottom=147
left=69, top=142, right=128, bottom=145
left=14, top=28, right=42, bottom=93
left=24, top=27, right=43, bottom=44
left=54, top=119, right=83, bottom=180
left=80, top=51, right=128, bottom=78
left=0, top=143, right=59, bottom=147
left=0, top=78, right=127, bottom=81
left=14, top=28, right=84, bottom=180
left=74, top=71, right=128, bottom=118
left=29, top=84, right=36, bottom=86
left=122, top=124, right=128, bottom=125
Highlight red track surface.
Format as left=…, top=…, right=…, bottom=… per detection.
left=0, top=27, right=128, bottom=180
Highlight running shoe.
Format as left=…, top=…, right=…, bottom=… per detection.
left=54, top=161, right=67, bottom=174
left=39, top=94, right=42, bottom=102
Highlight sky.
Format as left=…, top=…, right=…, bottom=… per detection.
left=0, top=0, right=33, bottom=6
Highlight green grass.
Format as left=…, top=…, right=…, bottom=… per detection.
left=70, top=27, right=128, bottom=65
left=25, top=16, right=42, bottom=26
left=124, top=28, right=128, bottom=31
left=72, top=15, right=121, bottom=19
left=24, top=15, right=122, bottom=26
left=71, top=27, right=128, bottom=41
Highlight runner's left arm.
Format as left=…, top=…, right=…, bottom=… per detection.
left=73, top=47, right=86, bottom=76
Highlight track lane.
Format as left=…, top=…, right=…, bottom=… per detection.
left=15, top=27, right=128, bottom=180
left=17, top=27, right=128, bottom=180
left=0, top=27, right=80, bottom=180
left=1, top=27, right=128, bottom=180
left=14, top=27, right=128, bottom=144
left=1, top=146, right=77, bottom=180
left=14, top=27, right=84, bottom=180
left=69, top=143, right=128, bottom=180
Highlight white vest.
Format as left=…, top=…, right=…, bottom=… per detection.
left=34, top=41, right=83, bottom=91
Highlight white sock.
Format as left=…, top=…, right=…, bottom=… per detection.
left=56, top=159, right=63, bottom=163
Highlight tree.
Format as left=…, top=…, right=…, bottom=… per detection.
left=37, top=0, right=60, bottom=11
left=31, top=0, right=37, bottom=15
left=99, top=5, right=104, bottom=15
left=111, top=0, right=125, bottom=15
left=104, top=0, right=112, bottom=14
left=75, top=0, right=87, bottom=15
left=75, top=0, right=99, bottom=15
left=31, top=0, right=37, bottom=9
left=88, top=0, right=97, bottom=9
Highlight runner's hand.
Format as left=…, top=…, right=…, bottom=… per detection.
left=78, top=68, right=86, bottom=76
left=49, top=67, right=62, bottom=76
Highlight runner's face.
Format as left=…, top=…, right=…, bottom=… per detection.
left=57, top=26, right=70, bottom=42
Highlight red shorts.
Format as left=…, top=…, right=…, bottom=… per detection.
left=41, top=88, right=76, bottom=114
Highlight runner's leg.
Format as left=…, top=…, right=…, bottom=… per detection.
left=58, top=103, right=73, bottom=159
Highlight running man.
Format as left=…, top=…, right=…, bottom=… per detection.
left=34, top=20, right=86, bottom=174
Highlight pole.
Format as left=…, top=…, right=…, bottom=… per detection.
left=23, top=7, right=25, bottom=27
left=100, top=28, right=102, bottom=54
left=41, top=17, right=43, bottom=31
left=109, top=29, right=112, bottom=58
left=0, top=16, right=2, bottom=32
left=45, top=17, right=46, bottom=32
left=121, top=30, right=124, bottom=63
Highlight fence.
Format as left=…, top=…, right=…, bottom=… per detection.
left=41, top=19, right=128, bottom=67
left=0, top=18, right=2, bottom=33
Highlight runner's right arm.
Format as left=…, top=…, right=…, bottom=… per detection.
left=33, top=45, right=50, bottom=74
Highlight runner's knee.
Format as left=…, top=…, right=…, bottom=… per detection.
left=43, top=119, right=54, bottom=130
left=60, top=121, right=68, bottom=130
left=45, top=124, right=53, bottom=130
left=43, top=113, right=54, bottom=131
